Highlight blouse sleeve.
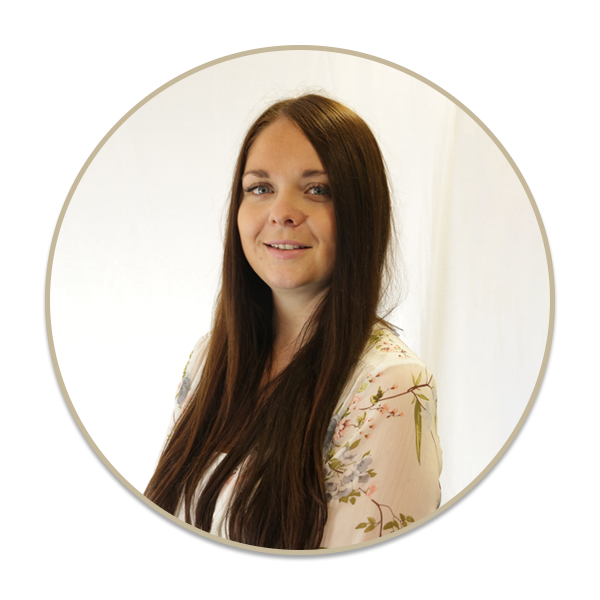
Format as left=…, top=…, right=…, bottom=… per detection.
left=320, top=356, right=442, bottom=549
left=159, top=334, right=210, bottom=456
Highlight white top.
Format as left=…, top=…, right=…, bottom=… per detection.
left=162, top=325, right=442, bottom=549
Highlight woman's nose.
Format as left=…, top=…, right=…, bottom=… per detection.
left=269, top=189, right=305, bottom=227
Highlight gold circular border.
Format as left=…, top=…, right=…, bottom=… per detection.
left=45, top=46, right=555, bottom=555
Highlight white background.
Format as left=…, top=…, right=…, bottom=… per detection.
left=48, top=49, right=550, bottom=508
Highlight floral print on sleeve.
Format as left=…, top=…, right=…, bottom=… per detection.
left=162, top=335, right=210, bottom=448
left=320, top=329, right=442, bottom=549
left=157, top=328, right=441, bottom=549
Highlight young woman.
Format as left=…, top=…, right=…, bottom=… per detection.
left=145, top=94, right=442, bottom=550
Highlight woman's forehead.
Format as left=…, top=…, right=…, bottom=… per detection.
left=245, top=119, right=325, bottom=175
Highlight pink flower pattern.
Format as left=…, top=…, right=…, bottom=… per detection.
left=321, top=328, right=440, bottom=542
left=164, top=327, right=441, bottom=548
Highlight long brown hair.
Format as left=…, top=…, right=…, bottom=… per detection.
left=145, top=94, right=395, bottom=549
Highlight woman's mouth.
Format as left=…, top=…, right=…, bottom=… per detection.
left=264, top=243, right=312, bottom=259
left=266, top=243, right=310, bottom=250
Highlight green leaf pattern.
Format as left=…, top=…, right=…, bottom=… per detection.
left=322, top=327, right=439, bottom=541
left=166, top=329, right=440, bottom=548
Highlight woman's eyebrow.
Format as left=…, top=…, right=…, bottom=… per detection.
left=243, top=169, right=269, bottom=178
left=242, top=169, right=328, bottom=179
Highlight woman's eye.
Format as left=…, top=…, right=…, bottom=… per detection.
left=307, top=185, right=331, bottom=197
left=245, top=184, right=271, bottom=195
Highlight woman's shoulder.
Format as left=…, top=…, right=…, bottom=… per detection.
left=190, top=332, right=211, bottom=365
left=330, top=323, right=435, bottom=420
left=361, top=323, right=431, bottom=373
left=350, top=323, right=437, bottom=410
left=174, top=332, right=211, bottom=409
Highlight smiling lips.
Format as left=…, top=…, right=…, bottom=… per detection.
left=264, top=240, right=311, bottom=250
left=264, top=241, right=311, bottom=259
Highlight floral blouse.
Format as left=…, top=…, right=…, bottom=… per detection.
left=163, top=326, right=442, bottom=550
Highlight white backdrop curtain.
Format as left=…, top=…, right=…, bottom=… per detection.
left=49, top=49, right=551, bottom=508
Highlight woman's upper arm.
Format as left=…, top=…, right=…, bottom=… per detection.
left=160, top=334, right=210, bottom=452
left=320, top=358, right=442, bottom=549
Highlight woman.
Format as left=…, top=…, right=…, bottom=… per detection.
left=145, top=94, right=442, bottom=550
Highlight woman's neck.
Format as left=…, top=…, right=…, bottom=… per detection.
left=272, top=288, right=326, bottom=347
left=268, top=287, right=328, bottom=376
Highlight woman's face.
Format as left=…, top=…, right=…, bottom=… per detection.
left=237, top=118, right=336, bottom=298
